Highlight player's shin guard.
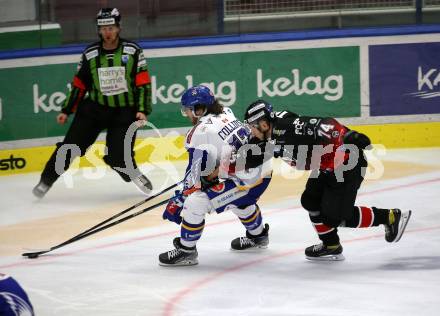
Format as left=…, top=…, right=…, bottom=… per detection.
left=307, top=214, right=344, bottom=261
left=344, top=206, right=388, bottom=228
left=309, top=214, right=340, bottom=246
left=231, top=205, right=269, bottom=250
left=181, top=219, right=205, bottom=247
left=237, top=205, right=263, bottom=233
left=344, top=207, right=412, bottom=242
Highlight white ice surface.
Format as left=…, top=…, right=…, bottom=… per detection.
left=1, top=148, right=440, bottom=316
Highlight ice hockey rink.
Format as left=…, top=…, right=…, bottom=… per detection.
left=1, top=147, right=440, bottom=316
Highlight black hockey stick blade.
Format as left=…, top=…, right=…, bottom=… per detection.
left=22, top=248, right=53, bottom=259
left=21, top=198, right=169, bottom=259
left=22, top=250, right=50, bottom=259
left=22, top=181, right=178, bottom=260
left=22, top=243, right=68, bottom=258
left=59, top=181, right=180, bottom=243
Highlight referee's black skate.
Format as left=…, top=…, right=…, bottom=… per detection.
left=231, top=224, right=269, bottom=251
left=159, top=237, right=198, bottom=266
left=385, top=209, right=412, bottom=242
left=305, top=243, right=345, bottom=261
left=132, top=174, right=153, bottom=195
left=32, top=180, right=52, bottom=199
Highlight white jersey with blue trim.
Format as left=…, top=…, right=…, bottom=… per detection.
left=183, top=107, right=242, bottom=190
left=184, top=107, right=239, bottom=150
left=182, top=107, right=271, bottom=190
left=0, top=274, right=34, bottom=316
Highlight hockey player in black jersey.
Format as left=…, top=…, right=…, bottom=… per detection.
left=242, top=100, right=412, bottom=261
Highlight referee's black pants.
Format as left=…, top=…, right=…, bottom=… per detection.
left=40, top=98, right=140, bottom=185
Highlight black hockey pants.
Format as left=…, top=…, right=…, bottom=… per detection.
left=40, top=98, right=140, bottom=185
left=300, top=152, right=367, bottom=245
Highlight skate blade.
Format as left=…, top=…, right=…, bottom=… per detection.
left=394, top=210, right=412, bottom=243
left=230, top=244, right=268, bottom=252
left=306, top=254, right=345, bottom=261
left=159, top=259, right=199, bottom=267
left=135, top=186, right=152, bottom=196
left=133, top=174, right=153, bottom=195
left=32, top=188, right=46, bottom=199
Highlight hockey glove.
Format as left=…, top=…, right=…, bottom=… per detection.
left=200, top=176, right=220, bottom=191
left=343, top=130, right=371, bottom=150
left=162, top=190, right=186, bottom=224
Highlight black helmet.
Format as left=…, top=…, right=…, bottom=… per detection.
left=96, top=8, right=121, bottom=27
left=244, top=100, right=274, bottom=125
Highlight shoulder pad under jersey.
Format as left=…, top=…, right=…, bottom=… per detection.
left=83, top=43, right=100, bottom=60
left=274, top=110, right=298, bottom=119
left=185, top=123, right=211, bottom=149
left=121, top=39, right=141, bottom=50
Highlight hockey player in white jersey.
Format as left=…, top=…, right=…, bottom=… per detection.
left=159, top=85, right=272, bottom=266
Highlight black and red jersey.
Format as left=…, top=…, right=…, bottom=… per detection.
left=269, top=111, right=348, bottom=171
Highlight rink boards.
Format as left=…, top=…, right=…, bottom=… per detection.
left=1, top=121, right=439, bottom=176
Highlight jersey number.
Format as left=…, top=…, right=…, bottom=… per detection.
left=317, top=124, right=334, bottom=139
left=228, top=127, right=249, bottom=151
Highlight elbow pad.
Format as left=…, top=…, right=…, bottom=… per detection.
left=343, top=130, right=371, bottom=150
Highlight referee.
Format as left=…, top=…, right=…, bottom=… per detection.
left=33, top=8, right=153, bottom=198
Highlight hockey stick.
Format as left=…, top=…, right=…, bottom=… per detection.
left=22, top=197, right=170, bottom=259
left=22, top=181, right=179, bottom=258
left=68, top=181, right=179, bottom=239
left=29, top=181, right=179, bottom=253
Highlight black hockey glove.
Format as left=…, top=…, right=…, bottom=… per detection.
left=343, top=130, right=371, bottom=150
left=200, top=176, right=220, bottom=191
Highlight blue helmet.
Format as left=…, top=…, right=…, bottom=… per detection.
left=181, top=85, right=215, bottom=110
left=244, top=100, right=274, bottom=125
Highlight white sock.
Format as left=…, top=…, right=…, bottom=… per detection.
left=248, top=223, right=264, bottom=236
left=180, top=238, right=197, bottom=248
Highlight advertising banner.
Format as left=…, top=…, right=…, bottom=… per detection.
left=369, top=42, right=440, bottom=116
left=0, top=46, right=360, bottom=142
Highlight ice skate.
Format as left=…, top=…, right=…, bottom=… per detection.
left=231, top=224, right=269, bottom=251
left=305, top=243, right=345, bottom=261
left=159, top=237, right=198, bottom=266
left=32, top=180, right=52, bottom=199
left=132, top=174, right=153, bottom=195
left=385, top=209, right=412, bottom=243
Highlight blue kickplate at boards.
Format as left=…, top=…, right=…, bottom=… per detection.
left=369, top=42, right=440, bottom=116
